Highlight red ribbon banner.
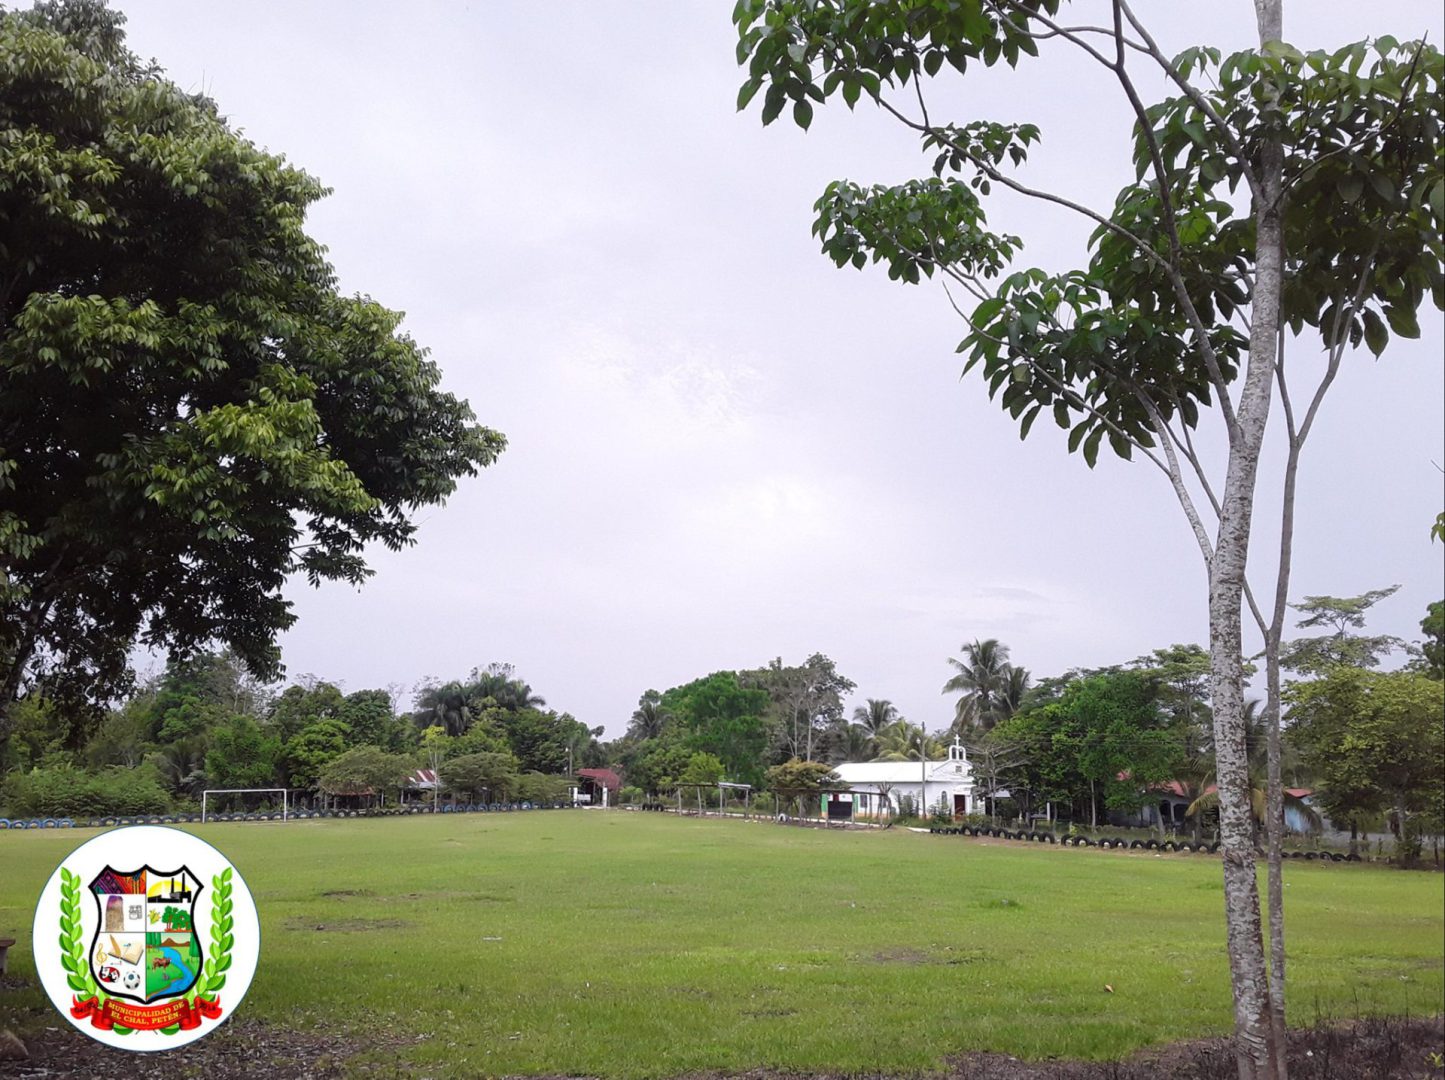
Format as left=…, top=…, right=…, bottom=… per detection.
left=71, top=994, right=222, bottom=1032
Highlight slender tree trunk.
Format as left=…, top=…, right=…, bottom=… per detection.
left=1263, top=617, right=1289, bottom=1079
left=1207, top=6, right=1284, bottom=1075
left=1256, top=5, right=1289, bottom=1076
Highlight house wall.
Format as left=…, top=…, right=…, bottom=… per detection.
left=829, top=782, right=972, bottom=818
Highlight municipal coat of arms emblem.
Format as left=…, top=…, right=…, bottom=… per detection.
left=88, top=866, right=204, bottom=1006
left=33, top=826, right=259, bottom=1050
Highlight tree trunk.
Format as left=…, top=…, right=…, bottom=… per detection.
left=1263, top=636, right=1289, bottom=1079
left=1194, top=6, right=1287, bottom=1078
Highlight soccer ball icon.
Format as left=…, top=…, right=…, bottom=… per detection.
left=123, top=970, right=141, bottom=991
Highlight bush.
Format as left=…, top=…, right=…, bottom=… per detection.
left=3, top=765, right=172, bottom=818
left=618, top=785, right=644, bottom=805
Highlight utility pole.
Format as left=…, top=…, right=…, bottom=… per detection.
left=919, top=723, right=927, bottom=820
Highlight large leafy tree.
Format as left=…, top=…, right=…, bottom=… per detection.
left=662, top=671, right=770, bottom=786
left=749, top=653, right=855, bottom=761
left=317, top=745, right=412, bottom=806
left=439, top=750, right=519, bottom=804
left=0, top=1, right=504, bottom=736
left=997, top=671, right=1176, bottom=827
left=1286, top=666, right=1444, bottom=861
left=203, top=714, right=280, bottom=792
left=735, top=4, right=1441, bottom=1074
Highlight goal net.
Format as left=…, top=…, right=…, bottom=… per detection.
left=201, top=788, right=289, bottom=822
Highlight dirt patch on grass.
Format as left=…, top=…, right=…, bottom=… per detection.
left=3, top=1007, right=1436, bottom=1079
left=282, top=916, right=410, bottom=933
left=868, top=946, right=990, bottom=967
left=939, top=1016, right=1445, bottom=1079
left=1, top=1016, right=420, bottom=1079
left=317, top=888, right=373, bottom=899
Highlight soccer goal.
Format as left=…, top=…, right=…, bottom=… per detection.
left=201, top=788, right=289, bottom=823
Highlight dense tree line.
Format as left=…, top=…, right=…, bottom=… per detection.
left=0, top=656, right=598, bottom=816
left=3, top=589, right=1437, bottom=840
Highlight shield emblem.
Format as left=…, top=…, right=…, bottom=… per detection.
left=88, top=866, right=204, bottom=1004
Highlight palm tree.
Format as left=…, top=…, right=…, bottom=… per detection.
left=872, top=720, right=945, bottom=762
left=628, top=691, right=669, bottom=740
left=1186, top=700, right=1321, bottom=840
left=991, top=666, right=1032, bottom=725
left=416, top=680, right=472, bottom=737
left=466, top=663, right=547, bottom=712
left=942, top=639, right=1011, bottom=731
left=830, top=723, right=876, bottom=764
left=852, top=698, right=899, bottom=738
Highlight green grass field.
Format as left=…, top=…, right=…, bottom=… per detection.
left=2, top=813, right=1441, bottom=1077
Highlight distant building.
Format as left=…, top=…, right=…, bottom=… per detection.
left=830, top=739, right=975, bottom=820
left=575, top=768, right=621, bottom=807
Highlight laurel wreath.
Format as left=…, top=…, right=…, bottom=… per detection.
left=58, top=868, right=99, bottom=1002
left=58, top=864, right=236, bottom=1038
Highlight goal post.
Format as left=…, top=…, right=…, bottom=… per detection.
left=201, top=788, right=289, bottom=823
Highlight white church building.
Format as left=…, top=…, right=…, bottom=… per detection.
left=829, top=738, right=975, bottom=821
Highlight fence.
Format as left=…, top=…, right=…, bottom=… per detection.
left=0, top=802, right=580, bottom=830
left=928, top=823, right=1366, bottom=864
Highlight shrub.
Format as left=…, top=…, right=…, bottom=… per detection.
left=3, top=765, right=172, bottom=818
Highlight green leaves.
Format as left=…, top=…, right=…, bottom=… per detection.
left=2, top=4, right=506, bottom=713
left=58, top=868, right=99, bottom=1001
left=190, top=866, right=236, bottom=1004
left=733, top=0, right=1062, bottom=131
left=1361, top=309, right=1389, bottom=357
left=738, top=3, right=1442, bottom=479
left=812, top=176, right=1018, bottom=286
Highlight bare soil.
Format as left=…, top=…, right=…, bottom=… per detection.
left=0, top=1014, right=1438, bottom=1079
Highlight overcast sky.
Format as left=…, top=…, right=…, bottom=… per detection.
left=116, top=1, right=1444, bottom=735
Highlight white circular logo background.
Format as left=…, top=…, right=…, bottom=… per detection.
left=32, top=825, right=259, bottom=1050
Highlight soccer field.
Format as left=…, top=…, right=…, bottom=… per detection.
left=2, top=812, right=1441, bottom=1077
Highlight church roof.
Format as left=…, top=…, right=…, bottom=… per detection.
left=833, top=759, right=971, bottom=784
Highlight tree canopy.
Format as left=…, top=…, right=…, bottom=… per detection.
left=0, top=0, right=504, bottom=735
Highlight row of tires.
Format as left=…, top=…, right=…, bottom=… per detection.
left=0, top=803, right=578, bottom=830
left=928, top=825, right=1362, bottom=862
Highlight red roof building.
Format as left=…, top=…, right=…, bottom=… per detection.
left=576, top=768, right=620, bottom=792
